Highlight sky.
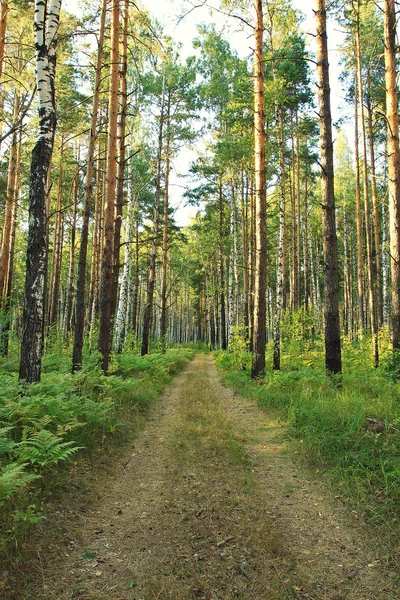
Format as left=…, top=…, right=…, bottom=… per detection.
left=62, top=0, right=346, bottom=226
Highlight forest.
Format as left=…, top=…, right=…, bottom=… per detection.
left=1, top=0, right=400, bottom=597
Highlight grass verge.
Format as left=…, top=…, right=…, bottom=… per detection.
left=216, top=338, right=400, bottom=527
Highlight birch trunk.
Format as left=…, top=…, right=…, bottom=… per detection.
left=19, top=0, right=62, bottom=383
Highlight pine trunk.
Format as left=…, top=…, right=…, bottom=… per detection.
left=98, top=0, right=119, bottom=374
left=384, top=0, right=400, bottom=350
left=354, top=76, right=365, bottom=334
left=251, top=0, right=267, bottom=378
left=72, top=0, right=106, bottom=371
left=355, top=5, right=378, bottom=366
left=315, top=0, right=342, bottom=375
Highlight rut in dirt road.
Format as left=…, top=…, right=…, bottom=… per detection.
left=15, top=354, right=399, bottom=600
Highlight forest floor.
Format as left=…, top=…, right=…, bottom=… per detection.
left=4, top=354, right=400, bottom=600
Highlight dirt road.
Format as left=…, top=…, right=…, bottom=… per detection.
left=8, top=355, right=399, bottom=599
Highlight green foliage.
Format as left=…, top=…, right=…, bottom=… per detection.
left=217, top=339, right=400, bottom=523
left=0, top=463, right=39, bottom=506
left=17, top=430, right=82, bottom=468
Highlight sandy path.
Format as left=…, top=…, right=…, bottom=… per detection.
left=7, top=354, right=399, bottom=600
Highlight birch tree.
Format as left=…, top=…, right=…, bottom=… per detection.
left=19, top=0, right=62, bottom=383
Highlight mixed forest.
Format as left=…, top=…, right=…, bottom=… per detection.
left=2, top=0, right=400, bottom=576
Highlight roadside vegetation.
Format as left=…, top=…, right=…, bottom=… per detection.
left=0, top=339, right=195, bottom=553
left=217, top=317, right=400, bottom=526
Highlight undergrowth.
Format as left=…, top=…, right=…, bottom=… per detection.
left=0, top=346, right=195, bottom=552
left=217, top=329, right=400, bottom=525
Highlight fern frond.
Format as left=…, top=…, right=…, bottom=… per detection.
left=0, top=462, right=39, bottom=505
left=17, top=430, right=83, bottom=467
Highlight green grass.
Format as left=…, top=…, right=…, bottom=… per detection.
left=217, top=334, right=400, bottom=524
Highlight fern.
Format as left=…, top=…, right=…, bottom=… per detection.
left=0, top=427, right=17, bottom=458
left=0, top=462, right=39, bottom=505
left=17, top=430, right=82, bottom=468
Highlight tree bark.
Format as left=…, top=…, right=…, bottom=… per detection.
left=141, top=78, right=165, bottom=356
left=98, top=0, right=119, bottom=374
left=72, top=0, right=106, bottom=371
left=219, top=182, right=227, bottom=350
left=0, top=90, right=19, bottom=301
left=354, top=2, right=378, bottom=366
left=251, top=0, right=267, bottom=378
left=160, top=96, right=171, bottom=351
left=19, top=0, right=62, bottom=383
left=354, top=75, right=365, bottom=334
left=111, top=0, right=129, bottom=325
left=315, top=0, right=342, bottom=375
left=65, top=160, right=79, bottom=336
left=0, top=1, right=8, bottom=84
left=367, top=98, right=383, bottom=329
left=383, top=0, right=400, bottom=351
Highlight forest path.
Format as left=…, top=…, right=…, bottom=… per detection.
left=12, top=354, right=399, bottom=599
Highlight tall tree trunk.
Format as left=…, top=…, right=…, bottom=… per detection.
left=72, top=0, right=106, bottom=371
left=354, top=75, right=365, bottom=334
left=295, top=108, right=302, bottom=308
left=19, top=0, right=62, bottom=383
left=249, top=177, right=255, bottom=350
left=98, top=0, right=119, bottom=374
left=111, top=0, right=128, bottom=324
left=131, top=210, right=140, bottom=338
left=218, top=182, right=227, bottom=350
left=273, top=106, right=286, bottom=371
left=304, top=173, right=309, bottom=308
left=384, top=0, right=400, bottom=350
left=65, top=162, right=79, bottom=336
left=315, top=0, right=342, bottom=375
left=367, top=98, right=383, bottom=329
left=354, top=3, right=378, bottom=366
left=0, top=1, right=8, bottom=84
left=141, top=79, right=165, bottom=356
left=87, top=144, right=103, bottom=333
left=48, top=149, right=64, bottom=328
left=241, top=169, right=250, bottom=338
left=251, top=0, right=267, bottom=378
left=160, top=96, right=171, bottom=351
left=0, top=90, right=19, bottom=301
left=0, top=125, right=20, bottom=356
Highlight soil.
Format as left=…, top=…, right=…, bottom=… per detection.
left=3, top=354, right=399, bottom=600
